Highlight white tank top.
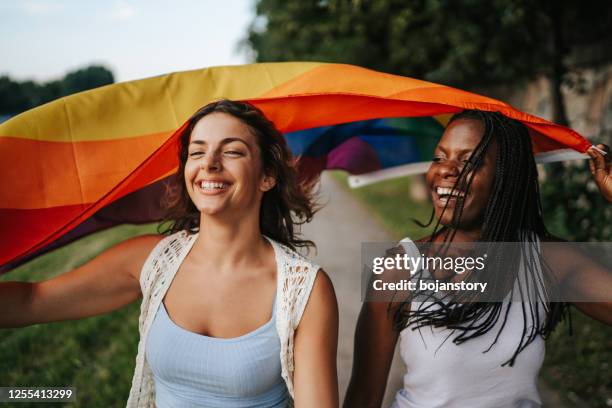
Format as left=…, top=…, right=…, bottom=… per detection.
left=391, top=238, right=545, bottom=408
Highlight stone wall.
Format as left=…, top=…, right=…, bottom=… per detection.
left=479, top=64, right=612, bottom=144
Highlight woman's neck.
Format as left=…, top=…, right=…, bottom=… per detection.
left=434, top=226, right=482, bottom=242
left=191, top=212, right=269, bottom=269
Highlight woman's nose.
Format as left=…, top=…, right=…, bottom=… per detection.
left=200, top=151, right=222, bottom=172
left=438, top=160, right=461, bottom=178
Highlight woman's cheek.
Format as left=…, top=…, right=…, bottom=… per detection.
left=184, top=160, right=198, bottom=177
left=184, top=162, right=199, bottom=191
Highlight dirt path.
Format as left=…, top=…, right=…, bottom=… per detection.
left=301, top=173, right=404, bottom=406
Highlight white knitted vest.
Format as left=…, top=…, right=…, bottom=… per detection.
left=126, top=230, right=320, bottom=407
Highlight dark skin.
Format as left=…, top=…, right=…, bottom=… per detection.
left=343, top=120, right=612, bottom=408
left=426, top=118, right=496, bottom=241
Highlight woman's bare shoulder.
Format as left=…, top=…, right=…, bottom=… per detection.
left=298, top=268, right=338, bottom=330
left=311, top=269, right=337, bottom=306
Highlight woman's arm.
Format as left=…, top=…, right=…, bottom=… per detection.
left=343, top=300, right=400, bottom=408
left=562, top=253, right=612, bottom=325
left=293, top=269, right=339, bottom=408
left=344, top=243, right=408, bottom=408
left=558, top=144, right=612, bottom=323
left=573, top=302, right=612, bottom=325
left=587, top=143, right=611, bottom=202
left=0, top=234, right=162, bottom=328
left=548, top=245, right=612, bottom=325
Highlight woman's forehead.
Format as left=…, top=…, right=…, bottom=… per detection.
left=437, top=118, right=485, bottom=150
left=190, top=112, right=254, bottom=144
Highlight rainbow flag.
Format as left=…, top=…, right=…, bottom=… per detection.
left=0, top=62, right=592, bottom=272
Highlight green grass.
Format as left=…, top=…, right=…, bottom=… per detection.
left=0, top=223, right=158, bottom=408
left=542, top=312, right=612, bottom=407
left=331, top=171, right=612, bottom=408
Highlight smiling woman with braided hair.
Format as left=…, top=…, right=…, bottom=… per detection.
left=344, top=110, right=612, bottom=408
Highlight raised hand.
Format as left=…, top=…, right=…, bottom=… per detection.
left=588, top=143, right=612, bottom=203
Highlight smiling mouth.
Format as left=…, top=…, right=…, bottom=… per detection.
left=196, top=180, right=231, bottom=194
left=434, top=186, right=466, bottom=206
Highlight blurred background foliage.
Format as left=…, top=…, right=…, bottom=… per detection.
left=0, top=65, right=114, bottom=116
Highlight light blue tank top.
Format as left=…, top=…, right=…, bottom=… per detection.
left=145, top=291, right=289, bottom=408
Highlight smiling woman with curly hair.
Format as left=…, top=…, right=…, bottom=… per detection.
left=0, top=99, right=339, bottom=408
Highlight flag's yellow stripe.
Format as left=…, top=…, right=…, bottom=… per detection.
left=0, top=62, right=323, bottom=142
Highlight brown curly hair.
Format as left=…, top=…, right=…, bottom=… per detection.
left=158, top=99, right=318, bottom=250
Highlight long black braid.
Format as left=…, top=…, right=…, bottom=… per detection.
left=394, top=110, right=570, bottom=366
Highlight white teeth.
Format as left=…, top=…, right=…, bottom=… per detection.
left=200, top=181, right=227, bottom=190
left=436, top=187, right=465, bottom=197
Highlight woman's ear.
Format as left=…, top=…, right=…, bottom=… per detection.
left=260, top=173, right=276, bottom=192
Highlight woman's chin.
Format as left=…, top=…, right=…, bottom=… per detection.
left=436, top=214, right=469, bottom=230
left=435, top=215, right=485, bottom=236
left=196, top=204, right=228, bottom=217
left=438, top=219, right=454, bottom=229
left=433, top=211, right=453, bottom=227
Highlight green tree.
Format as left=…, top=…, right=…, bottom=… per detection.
left=0, top=65, right=114, bottom=116
left=0, top=76, right=33, bottom=114
left=61, top=65, right=115, bottom=97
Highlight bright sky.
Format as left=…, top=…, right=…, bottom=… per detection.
left=0, top=0, right=254, bottom=83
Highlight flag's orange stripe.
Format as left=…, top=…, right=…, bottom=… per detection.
left=252, top=95, right=463, bottom=133
left=260, top=64, right=506, bottom=106
left=0, top=131, right=174, bottom=209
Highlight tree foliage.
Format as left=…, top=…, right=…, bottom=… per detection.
left=0, top=65, right=114, bottom=115
left=246, top=0, right=611, bottom=91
